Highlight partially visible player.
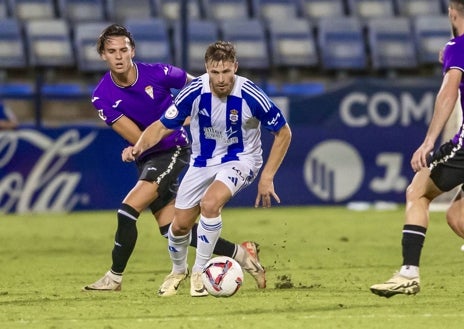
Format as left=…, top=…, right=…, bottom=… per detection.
left=0, top=99, right=18, bottom=130
left=82, top=24, right=265, bottom=292
left=128, top=41, right=291, bottom=297
left=370, top=0, right=464, bottom=297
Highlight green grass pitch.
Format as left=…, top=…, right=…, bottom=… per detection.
left=2, top=206, right=464, bottom=329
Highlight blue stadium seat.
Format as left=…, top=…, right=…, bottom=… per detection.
left=172, top=19, right=219, bottom=73
left=367, top=17, right=418, bottom=71
left=0, top=18, right=27, bottom=69
left=219, top=19, right=270, bottom=70
left=412, top=15, right=450, bottom=65
left=124, top=18, right=172, bottom=63
left=155, top=0, right=203, bottom=21
left=57, top=0, right=106, bottom=24
left=299, top=0, right=346, bottom=22
left=346, top=0, right=395, bottom=21
left=25, top=19, right=74, bottom=67
left=267, top=18, right=318, bottom=68
left=106, top=0, right=155, bottom=23
left=0, top=0, right=11, bottom=18
left=74, top=21, right=111, bottom=73
left=395, top=0, right=444, bottom=17
left=203, top=0, right=255, bottom=20
left=255, top=0, right=301, bottom=21
left=317, top=16, right=367, bottom=71
left=8, top=0, right=56, bottom=21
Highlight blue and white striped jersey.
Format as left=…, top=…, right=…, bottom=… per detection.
left=161, top=73, right=287, bottom=167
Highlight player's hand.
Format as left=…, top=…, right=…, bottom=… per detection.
left=121, top=146, right=136, bottom=162
left=410, top=142, right=433, bottom=172
left=254, top=178, right=280, bottom=208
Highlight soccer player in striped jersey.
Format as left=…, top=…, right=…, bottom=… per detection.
left=371, top=0, right=464, bottom=297
left=83, top=25, right=265, bottom=292
left=129, top=41, right=292, bottom=296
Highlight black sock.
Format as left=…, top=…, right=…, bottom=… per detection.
left=111, top=204, right=139, bottom=274
left=160, top=222, right=236, bottom=258
left=402, top=224, right=427, bottom=266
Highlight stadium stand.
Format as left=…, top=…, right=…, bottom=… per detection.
left=73, top=21, right=110, bottom=73
left=317, top=16, right=367, bottom=72
left=57, top=0, right=106, bottom=24
left=8, top=0, right=56, bottom=21
left=366, top=17, right=418, bottom=72
left=105, top=0, right=155, bottom=23
left=124, top=18, right=172, bottom=63
left=255, top=0, right=301, bottom=21
left=346, top=0, right=395, bottom=21
left=412, top=14, right=451, bottom=66
left=203, top=0, right=255, bottom=20
left=219, top=18, right=269, bottom=71
left=299, top=0, right=346, bottom=21
left=24, top=19, right=74, bottom=67
left=267, top=18, right=318, bottom=68
left=0, top=18, right=27, bottom=70
left=0, top=0, right=10, bottom=18
left=172, top=19, right=219, bottom=73
left=395, top=0, right=444, bottom=17
left=156, top=0, right=203, bottom=21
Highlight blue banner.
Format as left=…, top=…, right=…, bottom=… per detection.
left=0, top=78, right=442, bottom=212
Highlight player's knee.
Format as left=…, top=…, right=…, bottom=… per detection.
left=199, top=198, right=221, bottom=218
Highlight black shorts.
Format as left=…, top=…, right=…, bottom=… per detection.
left=136, top=145, right=191, bottom=213
left=429, top=141, right=464, bottom=192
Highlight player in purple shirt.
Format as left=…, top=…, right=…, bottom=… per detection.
left=370, top=0, right=464, bottom=297
left=83, top=24, right=265, bottom=292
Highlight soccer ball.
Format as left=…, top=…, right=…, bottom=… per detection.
left=201, top=256, right=244, bottom=297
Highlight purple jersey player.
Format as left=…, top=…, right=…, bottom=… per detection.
left=370, top=0, right=464, bottom=297
left=83, top=24, right=266, bottom=292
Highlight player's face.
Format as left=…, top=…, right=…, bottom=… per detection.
left=101, top=36, right=135, bottom=75
left=206, top=60, right=238, bottom=98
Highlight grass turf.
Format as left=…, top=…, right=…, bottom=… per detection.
left=1, top=206, right=464, bottom=328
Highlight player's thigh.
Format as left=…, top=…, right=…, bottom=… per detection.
left=123, top=180, right=159, bottom=212
left=175, top=166, right=216, bottom=209
left=406, top=169, right=442, bottom=202
left=214, top=161, right=259, bottom=196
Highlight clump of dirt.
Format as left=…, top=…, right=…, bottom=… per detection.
left=275, top=274, right=294, bottom=289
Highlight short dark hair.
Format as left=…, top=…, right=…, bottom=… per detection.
left=204, top=41, right=237, bottom=64
left=96, top=24, right=135, bottom=55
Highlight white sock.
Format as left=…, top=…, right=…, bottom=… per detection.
left=168, top=225, right=190, bottom=274
left=400, top=265, right=419, bottom=278
left=193, top=215, right=222, bottom=272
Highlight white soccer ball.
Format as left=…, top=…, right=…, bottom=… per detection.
left=201, top=256, right=244, bottom=297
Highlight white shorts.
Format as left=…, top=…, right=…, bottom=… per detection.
left=175, top=160, right=260, bottom=209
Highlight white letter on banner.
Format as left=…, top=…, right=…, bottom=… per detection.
left=401, top=92, right=434, bottom=126
left=340, top=92, right=368, bottom=127
left=370, top=153, right=408, bottom=192
left=368, top=92, right=398, bottom=126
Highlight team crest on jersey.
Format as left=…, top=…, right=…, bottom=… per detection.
left=145, top=86, right=154, bottom=99
left=229, top=109, right=239, bottom=124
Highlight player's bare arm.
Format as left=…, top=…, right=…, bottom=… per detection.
left=130, top=120, right=174, bottom=159
left=410, top=69, right=462, bottom=172
left=255, top=124, right=292, bottom=208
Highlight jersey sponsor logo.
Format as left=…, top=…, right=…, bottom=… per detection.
left=198, top=235, right=209, bottom=243
left=446, top=41, right=456, bottom=46
left=145, top=85, right=154, bottom=99
left=98, top=109, right=107, bottom=121
left=112, top=100, right=122, bottom=108
left=267, top=113, right=281, bottom=126
left=203, top=127, right=238, bottom=145
left=163, top=66, right=169, bottom=75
